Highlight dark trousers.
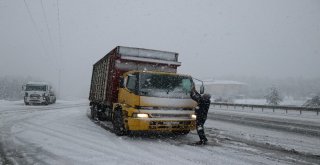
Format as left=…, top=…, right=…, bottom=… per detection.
left=196, top=119, right=207, bottom=141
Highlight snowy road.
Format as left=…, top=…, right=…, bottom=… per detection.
left=0, top=100, right=319, bottom=165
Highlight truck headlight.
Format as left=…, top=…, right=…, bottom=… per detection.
left=133, top=113, right=149, bottom=118
left=191, top=114, right=197, bottom=119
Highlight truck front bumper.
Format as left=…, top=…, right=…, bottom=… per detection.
left=127, top=118, right=196, bottom=131
left=25, top=96, right=47, bottom=104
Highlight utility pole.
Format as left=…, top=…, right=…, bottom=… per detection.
left=58, top=69, right=61, bottom=98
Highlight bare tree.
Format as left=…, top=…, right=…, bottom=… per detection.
left=0, top=76, right=31, bottom=101
left=265, top=87, right=283, bottom=105
left=303, top=95, right=320, bottom=107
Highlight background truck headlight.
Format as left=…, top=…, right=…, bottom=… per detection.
left=191, top=114, right=197, bottom=119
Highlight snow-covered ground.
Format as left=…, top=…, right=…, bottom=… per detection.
left=209, top=109, right=320, bottom=154
left=0, top=100, right=319, bottom=165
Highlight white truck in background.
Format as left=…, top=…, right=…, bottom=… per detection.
left=22, top=82, right=56, bottom=105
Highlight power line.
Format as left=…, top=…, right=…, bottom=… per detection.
left=56, top=0, right=62, bottom=97
left=56, top=0, right=62, bottom=61
left=40, top=0, right=60, bottom=71
left=40, top=0, right=54, bottom=54
left=22, top=0, right=48, bottom=56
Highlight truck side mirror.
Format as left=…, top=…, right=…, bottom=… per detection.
left=119, top=77, right=125, bottom=88
left=22, top=85, right=26, bottom=91
left=200, top=85, right=204, bottom=94
left=192, top=77, right=205, bottom=94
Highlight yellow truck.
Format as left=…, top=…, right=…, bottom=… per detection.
left=89, top=46, right=203, bottom=135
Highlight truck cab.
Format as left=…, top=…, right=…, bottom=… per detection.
left=112, top=71, right=197, bottom=135
left=23, top=82, right=56, bottom=105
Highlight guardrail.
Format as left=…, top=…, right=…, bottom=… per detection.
left=211, top=102, right=320, bottom=116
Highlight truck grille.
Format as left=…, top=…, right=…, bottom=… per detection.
left=149, top=114, right=190, bottom=118
left=30, top=94, right=40, bottom=98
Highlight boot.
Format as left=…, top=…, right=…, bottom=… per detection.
left=195, top=139, right=208, bottom=145
left=195, top=141, right=204, bottom=145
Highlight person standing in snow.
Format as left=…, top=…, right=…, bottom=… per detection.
left=190, top=86, right=211, bottom=145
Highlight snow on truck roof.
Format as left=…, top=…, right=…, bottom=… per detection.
left=124, top=70, right=192, bottom=77
left=120, top=56, right=181, bottom=66
left=94, top=46, right=181, bottom=67
left=27, top=82, right=49, bottom=85
left=118, top=46, right=178, bottom=62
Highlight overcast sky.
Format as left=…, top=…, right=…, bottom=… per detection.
left=0, top=0, right=319, bottom=98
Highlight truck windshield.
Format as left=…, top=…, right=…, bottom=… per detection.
left=26, top=85, right=46, bottom=91
left=139, top=73, right=193, bottom=98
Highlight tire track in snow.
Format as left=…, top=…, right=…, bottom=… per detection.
left=0, top=103, right=88, bottom=164
left=11, top=108, right=149, bottom=163
left=0, top=103, right=88, bottom=114
left=206, top=115, right=320, bottom=164
left=209, top=112, right=320, bottom=137
left=0, top=142, right=12, bottom=165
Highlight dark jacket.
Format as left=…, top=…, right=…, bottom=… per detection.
left=190, top=90, right=211, bottom=124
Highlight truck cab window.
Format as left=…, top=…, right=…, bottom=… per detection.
left=126, top=74, right=137, bottom=93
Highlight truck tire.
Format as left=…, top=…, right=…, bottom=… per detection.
left=112, top=110, right=127, bottom=136
left=90, top=105, right=97, bottom=119
left=106, top=108, right=112, bottom=121
left=97, top=111, right=107, bottom=121
left=95, top=105, right=107, bottom=121
left=24, top=97, right=29, bottom=105
left=44, top=96, right=50, bottom=105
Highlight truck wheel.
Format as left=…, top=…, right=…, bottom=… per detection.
left=44, top=97, right=50, bottom=105
left=90, top=105, right=97, bottom=119
left=24, top=98, right=29, bottom=105
left=105, top=109, right=112, bottom=121
left=97, top=106, right=107, bottom=121
left=112, top=110, right=127, bottom=136
left=97, top=111, right=107, bottom=121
